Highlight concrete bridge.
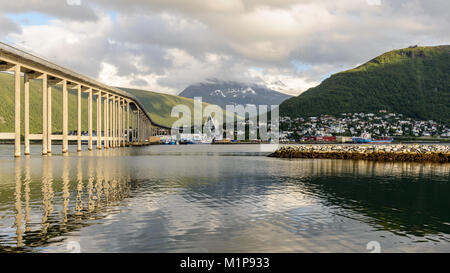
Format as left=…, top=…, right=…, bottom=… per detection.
left=0, top=42, right=168, bottom=157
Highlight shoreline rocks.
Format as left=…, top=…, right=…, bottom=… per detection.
left=269, top=144, right=450, bottom=163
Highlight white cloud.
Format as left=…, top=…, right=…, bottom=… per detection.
left=7, top=14, right=114, bottom=77
left=2, top=0, right=97, bottom=21
left=67, top=0, right=82, bottom=6
left=366, top=0, right=382, bottom=6
left=0, top=0, right=448, bottom=96
left=98, top=62, right=176, bottom=94
left=248, top=67, right=319, bottom=96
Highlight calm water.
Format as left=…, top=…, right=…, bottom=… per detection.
left=0, top=144, right=449, bottom=253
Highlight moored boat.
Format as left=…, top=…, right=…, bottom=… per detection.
left=353, top=133, right=394, bottom=144
left=369, top=138, right=394, bottom=144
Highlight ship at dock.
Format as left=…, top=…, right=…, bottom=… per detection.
left=352, top=133, right=394, bottom=144
left=178, top=115, right=222, bottom=145
left=179, top=134, right=214, bottom=144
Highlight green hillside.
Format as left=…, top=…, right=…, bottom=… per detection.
left=280, top=45, right=450, bottom=124
left=0, top=72, right=101, bottom=134
left=121, top=87, right=238, bottom=128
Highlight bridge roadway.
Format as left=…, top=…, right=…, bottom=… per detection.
left=0, top=42, right=168, bottom=157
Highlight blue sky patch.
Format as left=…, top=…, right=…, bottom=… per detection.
left=109, top=11, right=118, bottom=22
left=250, top=67, right=264, bottom=72
left=291, top=60, right=311, bottom=72
left=7, top=12, right=53, bottom=26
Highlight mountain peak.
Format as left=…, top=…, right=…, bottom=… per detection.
left=345, top=45, right=450, bottom=74
left=280, top=45, right=450, bottom=124
left=179, top=81, right=292, bottom=110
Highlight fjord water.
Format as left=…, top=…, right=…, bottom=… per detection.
left=0, top=144, right=449, bottom=253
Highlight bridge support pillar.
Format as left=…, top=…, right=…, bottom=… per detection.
left=134, top=111, right=137, bottom=143
left=77, top=85, right=82, bottom=152
left=130, top=111, right=134, bottom=143
left=118, top=99, right=121, bottom=147
left=142, top=115, right=145, bottom=142
left=62, top=80, right=68, bottom=153
left=113, top=98, right=117, bottom=148
left=137, top=111, right=140, bottom=143
left=117, top=98, right=120, bottom=147
left=42, top=74, right=48, bottom=155
left=120, top=99, right=124, bottom=147
left=110, top=98, right=114, bottom=148
left=122, top=100, right=125, bottom=146
left=47, top=85, right=52, bottom=154
left=88, top=88, right=93, bottom=151
left=133, top=111, right=137, bottom=142
left=115, top=98, right=118, bottom=148
left=24, top=73, right=30, bottom=155
left=14, top=65, right=21, bottom=158
left=97, top=91, right=102, bottom=150
left=104, top=94, right=109, bottom=149
left=126, top=101, right=130, bottom=146
left=131, top=111, right=136, bottom=142
left=108, top=97, right=111, bottom=148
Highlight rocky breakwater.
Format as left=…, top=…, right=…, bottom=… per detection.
left=269, top=144, right=450, bottom=163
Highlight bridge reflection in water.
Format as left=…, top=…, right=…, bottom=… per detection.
left=0, top=146, right=449, bottom=252
left=1, top=150, right=133, bottom=252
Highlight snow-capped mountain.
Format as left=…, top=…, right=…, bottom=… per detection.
left=179, top=80, right=292, bottom=111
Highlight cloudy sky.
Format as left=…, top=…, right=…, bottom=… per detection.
left=0, top=0, right=448, bottom=96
